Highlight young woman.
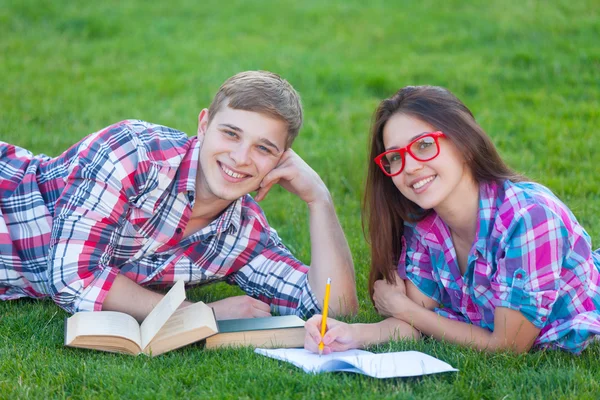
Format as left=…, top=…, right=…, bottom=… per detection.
left=305, top=85, right=600, bottom=354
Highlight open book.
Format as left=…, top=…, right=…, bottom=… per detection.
left=64, top=280, right=218, bottom=356
left=254, top=348, right=458, bottom=379
left=205, top=315, right=305, bottom=349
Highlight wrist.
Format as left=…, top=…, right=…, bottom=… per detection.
left=394, top=298, right=417, bottom=323
left=306, top=188, right=332, bottom=210
left=350, top=324, right=369, bottom=348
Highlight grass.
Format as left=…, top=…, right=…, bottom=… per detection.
left=1, top=0, right=599, bottom=398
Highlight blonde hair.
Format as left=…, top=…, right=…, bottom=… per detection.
left=208, top=71, right=303, bottom=147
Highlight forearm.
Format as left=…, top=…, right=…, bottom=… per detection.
left=398, top=305, right=524, bottom=352
left=307, top=193, right=358, bottom=316
left=353, top=318, right=420, bottom=348
left=102, top=274, right=191, bottom=322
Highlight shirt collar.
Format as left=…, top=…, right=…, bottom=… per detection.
left=411, top=180, right=501, bottom=253
left=474, top=180, right=499, bottom=253
left=210, top=196, right=242, bottom=235
left=177, top=136, right=200, bottom=205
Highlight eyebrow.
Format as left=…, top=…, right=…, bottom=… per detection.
left=258, top=138, right=281, bottom=153
left=385, top=132, right=430, bottom=151
left=218, top=124, right=282, bottom=153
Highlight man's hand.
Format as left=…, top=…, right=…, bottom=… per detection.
left=207, top=295, right=272, bottom=320
left=372, top=278, right=414, bottom=319
left=254, top=149, right=328, bottom=205
left=256, top=148, right=358, bottom=317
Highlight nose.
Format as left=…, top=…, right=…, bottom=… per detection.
left=230, top=144, right=251, bottom=166
left=402, top=152, right=423, bottom=174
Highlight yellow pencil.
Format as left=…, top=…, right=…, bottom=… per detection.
left=318, top=277, right=332, bottom=356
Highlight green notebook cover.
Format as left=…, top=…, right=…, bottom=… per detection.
left=216, top=315, right=304, bottom=333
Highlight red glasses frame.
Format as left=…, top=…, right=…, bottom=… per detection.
left=374, top=131, right=446, bottom=177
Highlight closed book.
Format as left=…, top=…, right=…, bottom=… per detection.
left=204, top=315, right=305, bottom=349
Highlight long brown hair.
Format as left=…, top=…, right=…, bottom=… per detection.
left=362, top=85, right=526, bottom=299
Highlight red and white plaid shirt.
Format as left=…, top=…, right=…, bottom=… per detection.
left=0, top=120, right=319, bottom=317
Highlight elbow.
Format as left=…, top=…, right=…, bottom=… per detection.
left=328, top=292, right=359, bottom=317
left=485, top=337, right=534, bottom=354
left=50, top=292, right=78, bottom=314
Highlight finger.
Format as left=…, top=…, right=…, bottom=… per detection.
left=305, top=316, right=326, bottom=343
left=260, top=167, right=288, bottom=190
left=304, top=333, right=321, bottom=353
left=322, top=324, right=346, bottom=345
left=251, top=307, right=272, bottom=318
left=249, top=298, right=272, bottom=314
left=254, top=181, right=277, bottom=202
left=306, top=314, right=322, bottom=326
left=305, top=317, right=322, bottom=333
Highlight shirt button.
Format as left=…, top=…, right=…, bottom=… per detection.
left=541, top=316, right=547, bottom=322
left=151, top=255, right=159, bottom=262
left=176, top=228, right=183, bottom=234
left=516, top=273, right=523, bottom=279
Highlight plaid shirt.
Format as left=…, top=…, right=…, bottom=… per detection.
left=398, top=180, right=600, bottom=353
left=0, top=120, right=319, bottom=318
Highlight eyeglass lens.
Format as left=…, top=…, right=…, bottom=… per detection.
left=383, top=136, right=438, bottom=174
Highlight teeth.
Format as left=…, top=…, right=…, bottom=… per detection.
left=221, top=164, right=247, bottom=179
left=412, top=176, right=435, bottom=189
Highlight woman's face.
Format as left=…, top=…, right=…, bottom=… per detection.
left=381, top=113, right=473, bottom=211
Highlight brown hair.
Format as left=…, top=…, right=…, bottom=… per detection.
left=208, top=71, right=303, bottom=148
left=362, top=85, right=527, bottom=299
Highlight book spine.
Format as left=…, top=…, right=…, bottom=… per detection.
left=63, top=317, right=68, bottom=346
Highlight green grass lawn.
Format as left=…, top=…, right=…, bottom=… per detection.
left=1, top=0, right=599, bottom=398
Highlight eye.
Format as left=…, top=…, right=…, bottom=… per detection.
left=416, top=138, right=434, bottom=149
left=257, top=145, right=273, bottom=155
left=223, top=130, right=238, bottom=139
left=386, top=152, right=402, bottom=163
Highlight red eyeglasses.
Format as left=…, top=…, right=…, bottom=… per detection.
left=374, top=131, right=446, bottom=177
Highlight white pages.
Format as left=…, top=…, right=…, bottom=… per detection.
left=254, top=348, right=458, bottom=379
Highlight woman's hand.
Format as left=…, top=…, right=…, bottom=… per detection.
left=372, top=278, right=415, bottom=319
left=304, top=315, right=361, bottom=355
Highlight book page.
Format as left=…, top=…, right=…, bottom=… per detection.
left=151, top=301, right=217, bottom=341
left=254, top=348, right=458, bottom=378
left=255, top=348, right=371, bottom=373
left=140, top=280, right=186, bottom=349
left=65, top=311, right=142, bottom=349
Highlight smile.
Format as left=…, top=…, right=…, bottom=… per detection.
left=412, top=175, right=436, bottom=189
left=220, top=163, right=249, bottom=179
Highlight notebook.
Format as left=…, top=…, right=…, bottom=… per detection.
left=255, top=348, right=458, bottom=378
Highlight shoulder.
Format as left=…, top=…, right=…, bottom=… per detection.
left=77, top=120, right=192, bottom=166
left=494, top=180, right=578, bottom=240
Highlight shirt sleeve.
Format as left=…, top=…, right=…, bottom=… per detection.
left=48, top=122, right=150, bottom=313
left=226, top=228, right=320, bottom=319
left=397, top=225, right=442, bottom=304
left=490, top=203, right=570, bottom=327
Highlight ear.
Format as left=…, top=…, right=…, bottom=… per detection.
left=197, top=108, right=209, bottom=138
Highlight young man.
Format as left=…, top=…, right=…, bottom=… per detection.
left=0, top=71, right=357, bottom=322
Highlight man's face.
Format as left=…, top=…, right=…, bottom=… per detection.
left=196, top=106, right=288, bottom=202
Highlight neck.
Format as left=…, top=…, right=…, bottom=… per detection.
left=434, top=175, right=480, bottom=244
left=190, top=193, right=231, bottom=222
left=191, top=172, right=234, bottom=222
